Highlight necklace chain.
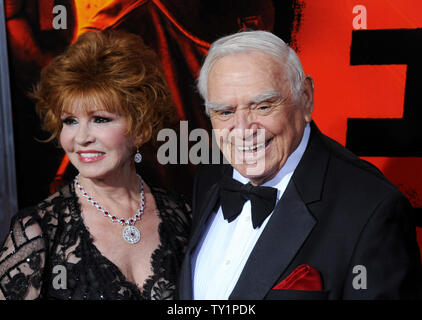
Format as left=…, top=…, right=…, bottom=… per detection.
left=74, top=174, right=145, bottom=226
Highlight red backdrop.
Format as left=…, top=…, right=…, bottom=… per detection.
left=5, top=0, right=422, bottom=256
left=295, top=0, right=422, bottom=253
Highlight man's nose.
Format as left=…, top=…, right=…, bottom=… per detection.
left=233, top=107, right=255, bottom=130
left=231, top=108, right=258, bottom=142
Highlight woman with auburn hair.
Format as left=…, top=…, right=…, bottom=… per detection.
left=0, top=30, right=191, bottom=300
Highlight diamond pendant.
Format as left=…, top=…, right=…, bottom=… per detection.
left=122, top=225, right=141, bottom=244
left=134, top=152, right=142, bottom=163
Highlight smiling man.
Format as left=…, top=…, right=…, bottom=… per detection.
left=207, top=49, right=313, bottom=185
left=178, top=30, right=422, bottom=300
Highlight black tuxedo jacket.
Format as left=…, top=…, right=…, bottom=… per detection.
left=178, top=122, right=422, bottom=299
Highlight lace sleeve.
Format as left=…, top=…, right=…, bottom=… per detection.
left=0, top=210, right=46, bottom=300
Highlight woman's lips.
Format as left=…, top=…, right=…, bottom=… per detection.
left=77, top=151, right=105, bottom=163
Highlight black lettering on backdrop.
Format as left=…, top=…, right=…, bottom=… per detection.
left=347, top=28, right=422, bottom=157
left=348, top=29, right=422, bottom=226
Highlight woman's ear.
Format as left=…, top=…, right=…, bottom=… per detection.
left=132, top=131, right=143, bottom=150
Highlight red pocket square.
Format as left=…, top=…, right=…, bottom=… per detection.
left=273, top=264, right=322, bottom=291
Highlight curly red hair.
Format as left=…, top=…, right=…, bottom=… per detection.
left=31, top=30, right=177, bottom=147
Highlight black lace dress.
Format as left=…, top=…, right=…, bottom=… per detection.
left=0, top=183, right=191, bottom=300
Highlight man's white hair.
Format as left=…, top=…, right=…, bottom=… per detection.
left=197, top=30, right=305, bottom=115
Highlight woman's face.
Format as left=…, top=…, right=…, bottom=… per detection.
left=59, top=105, right=134, bottom=181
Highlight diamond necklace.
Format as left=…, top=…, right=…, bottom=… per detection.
left=74, top=174, right=145, bottom=244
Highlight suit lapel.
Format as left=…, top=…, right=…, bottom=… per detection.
left=229, top=122, right=330, bottom=299
left=188, top=183, right=220, bottom=251
left=229, top=180, right=317, bottom=299
left=293, top=122, right=330, bottom=204
left=178, top=181, right=221, bottom=299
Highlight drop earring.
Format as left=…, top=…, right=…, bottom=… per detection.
left=134, top=148, right=142, bottom=163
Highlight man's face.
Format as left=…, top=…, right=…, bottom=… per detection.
left=208, top=51, right=314, bottom=185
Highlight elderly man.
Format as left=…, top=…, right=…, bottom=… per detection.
left=178, top=31, right=421, bottom=299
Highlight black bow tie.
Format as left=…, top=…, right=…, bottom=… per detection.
left=219, top=175, right=278, bottom=228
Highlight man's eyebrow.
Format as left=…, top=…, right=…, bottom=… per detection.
left=206, top=101, right=232, bottom=111
left=249, top=90, right=282, bottom=105
left=206, top=90, right=282, bottom=111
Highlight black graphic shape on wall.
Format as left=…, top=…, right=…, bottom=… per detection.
left=347, top=28, right=422, bottom=157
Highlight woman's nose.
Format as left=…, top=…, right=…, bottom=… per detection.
left=75, top=123, right=94, bottom=145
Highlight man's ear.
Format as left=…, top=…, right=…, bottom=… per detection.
left=301, top=75, right=314, bottom=123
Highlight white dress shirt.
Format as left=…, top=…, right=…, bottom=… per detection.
left=192, top=124, right=311, bottom=300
